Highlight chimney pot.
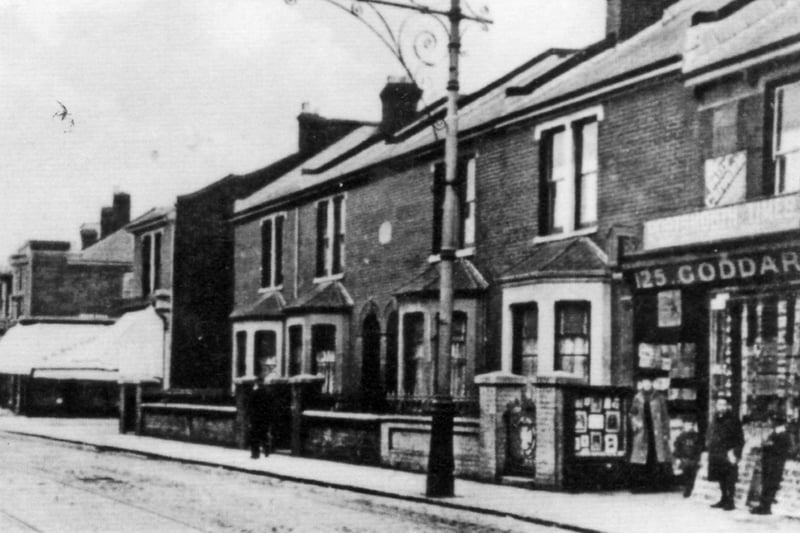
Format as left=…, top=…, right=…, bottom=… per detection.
left=379, top=78, right=422, bottom=137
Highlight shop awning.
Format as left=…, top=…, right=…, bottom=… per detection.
left=31, top=307, right=165, bottom=383
left=0, top=323, right=108, bottom=375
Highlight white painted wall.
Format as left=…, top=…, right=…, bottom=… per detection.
left=501, top=279, right=612, bottom=385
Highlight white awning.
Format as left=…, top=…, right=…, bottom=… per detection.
left=24, top=307, right=165, bottom=383
left=0, top=323, right=108, bottom=375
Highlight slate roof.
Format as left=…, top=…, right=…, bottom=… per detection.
left=285, top=281, right=354, bottom=313
left=233, top=50, right=574, bottom=215
left=684, top=0, right=800, bottom=79
left=230, top=291, right=287, bottom=320
left=75, top=228, right=133, bottom=264
left=501, top=237, right=609, bottom=282
left=394, top=259, right=489, bottom=297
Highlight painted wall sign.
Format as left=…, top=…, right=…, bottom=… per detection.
left=631, top=249, right=800, bottom=290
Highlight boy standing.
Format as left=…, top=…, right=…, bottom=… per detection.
left=673, top=417, right=702, bottom=497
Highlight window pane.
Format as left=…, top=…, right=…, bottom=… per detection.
left=235, top=331, right=247, bottom=378
left=261, top=218, right=272, bottom=287
left=316, top=201, right=328, bottom=277
left=153, top=233, right=162, bottom=291
left=579, top=171, right=598, bottom=225
left=333, top=196, right=344, bottom=274
left=512, top=304, right=538, bottom=377
left=432, top=163, right=444, bottom=252
left=274, top=216, right=284, bottom=286
left=312, top=324, right=336, bottom=393
left=777, top=82, right=800, bottom=154
left=141, top=235, right=151, bottom=296
left=580, top=122, right=598, bottom=174
left=288, top=325, right=303, bottom=376
left=555, top=302, right=590, bottom=381
left=403, top=313, right=425, bottom=395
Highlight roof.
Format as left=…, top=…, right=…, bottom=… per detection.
left=234, top=49, right=574, bottom=216
left=285, top=281, right=354, bottom=312
left=394, top=259, right=489, bottom=297
left=32, top=307, right=165, bottom=383
left=683, top=0, right=800, bottom=80
left=501, top=237, right=609, bottom=282
left=126, top=206, right=175, bottom=233
left=75, top=227, right=133, bottom=264
left=230, top=291, right=287, bottom=320
left=0, top=322, right=108, bottom=375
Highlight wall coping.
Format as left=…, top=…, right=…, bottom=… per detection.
left=474, top=371, right=526, bottom=386
left=302, top=410, right=479, bottom=426
left=533, top=371, right=587, bottom=386
left=140, top=402, right=237, bottom=413
left=289, top=374, right=325, bottom=384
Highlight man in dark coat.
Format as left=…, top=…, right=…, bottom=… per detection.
left=248, top=377, right=274, bottom=459
left=707, top=396, right=744, bottom=511
left=750, top=415, right=792, bottom=515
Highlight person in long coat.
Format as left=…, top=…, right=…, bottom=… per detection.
left=750, top=415, right=792, bottom=515
left=629, top=376, right=672, bottom=490
left=248, top=377, right=274, bottom=459
left=706, top=396, right=744, bottom=511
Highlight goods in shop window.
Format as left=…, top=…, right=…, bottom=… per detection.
left=588, top=413, right=605, bottom=431
left=590, top=432, right=603, bottom=452
left=606, top=411, right=620, bottom=432
left=575, top=411, right=587, bottom=433
left=605, top=434, right=619, bottom=454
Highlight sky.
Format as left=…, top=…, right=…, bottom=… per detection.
left=0, top=0, right=605, bottom=267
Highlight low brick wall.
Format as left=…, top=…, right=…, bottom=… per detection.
left=302, top=411, right=382, bottom=465
left=380, top=416, right=481, bottom=478
left=140, top=403, right=238, bottom=447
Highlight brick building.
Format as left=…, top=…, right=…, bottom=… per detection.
left=225, top=0, right=800, bottom=487
left=0, top=192, right=133, bottom=414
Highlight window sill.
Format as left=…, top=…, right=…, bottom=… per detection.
left=533, top=227, right=597, bottom=245
left=258, top=285, right=283, bottom=294
left=427, top=247, right=476, bottom=263
left=313, top=272, right=344, bottom=284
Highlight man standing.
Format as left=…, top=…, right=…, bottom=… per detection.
left=707, top=396, right=744, bottom=511
left=750, top=414, right=792, bottom=515
left=248, top=376, right=273, bottom=459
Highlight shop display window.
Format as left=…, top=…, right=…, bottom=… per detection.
left=570, top=392, right=626, bottom=457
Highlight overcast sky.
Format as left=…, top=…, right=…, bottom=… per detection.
left=0, top=0, right=605, bottom=266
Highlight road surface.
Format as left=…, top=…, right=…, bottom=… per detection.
left=0, top=432, right=566, bottom=533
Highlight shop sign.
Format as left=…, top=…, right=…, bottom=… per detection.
left=632, top=249, right=800, bottom=290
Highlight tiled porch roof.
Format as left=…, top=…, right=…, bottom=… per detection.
left=285, top=281, right=354, bottom=313
left=394, top=259, right=489, bottom=297
left=230, top=291, right=286, bottom=320
left=501, top=236, right=609, bottom=282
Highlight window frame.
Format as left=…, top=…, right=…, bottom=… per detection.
left=314, top=195, right=346, bottom=281
left=511, top=302, right=539, bottom=377
left=554, top=300, right=591, bottom=381
left=535, top=106, right=603, bottom=239
left=768, top=77, right=800, bottom=195
left=260, top=213, right=285, bottom=290
left=140, top=230, right=163, bottom=297
left=432, top=155, right=478, bottom=255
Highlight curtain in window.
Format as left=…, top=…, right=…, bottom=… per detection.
left=555, top=302, right=590, bottom=380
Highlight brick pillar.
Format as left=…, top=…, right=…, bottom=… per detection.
left=118, top=384, right=128, bottom=433
left=289, top=375, right=324, bottom=456
left=532, top=373, right=584, bottom=489
left=475, top=371, right=526, bottom=481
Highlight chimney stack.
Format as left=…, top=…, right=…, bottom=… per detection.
left=379, top=77, right=422, bottom=137
left=606, top=0, right=679, bottom=41
left=112, top=191, right=131, bottom=232
left=100, top=207, right=114, bottom=239
left=80, top=224, right=99, bottom=250
left=297, top=104, right=366, bottom=156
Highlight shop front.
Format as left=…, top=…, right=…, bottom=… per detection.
left=622, top=233, right=800, bottom=477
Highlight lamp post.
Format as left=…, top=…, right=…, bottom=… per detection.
left=286, top=0, right=490, bottom=497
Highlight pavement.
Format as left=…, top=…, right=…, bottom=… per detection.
left=0, top=414, right=796, bottom=533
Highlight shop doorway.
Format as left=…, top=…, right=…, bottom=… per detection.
left=710, top=289, right=799, bottom=423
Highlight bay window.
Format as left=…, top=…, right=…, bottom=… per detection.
left=555, top=301, right=590, bottom=380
